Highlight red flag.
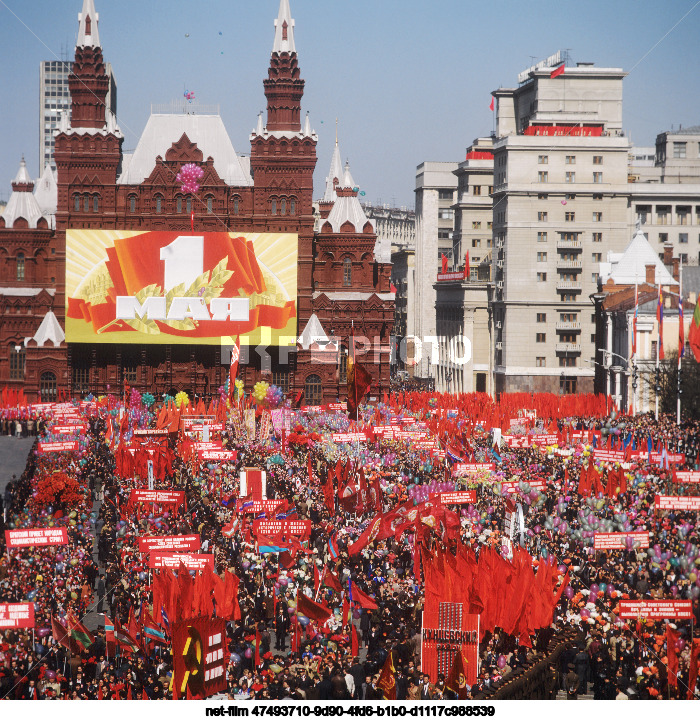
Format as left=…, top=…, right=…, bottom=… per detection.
left=313, top=564, right=321, bottom=596
left=445, top=649, right=470, bottom=699
left=464, top=251, right=470, bottom=280
left=390, top=282, right=397, bottom=293
left=667, top=624, right=680, bottom=688
left=689, top=293, right=700, bottom=362
left=489, top=96, right=495, bottom=112
left=255, top=628, right=261, bottom=667
left=342, top=597, right=350, bottom=627
left=297, top=592, right=333, bottom=624
left=347, top=334, right=372, bottom=422
left=350, top=581, right=378, bottom=610
left=687, top=638, right=700, bottom=699
left=376, top=651, right=397, bottom=700
left=441, top=253, right=448, bottom=274
left=550, top=63, right=565, bottom=78
left=351, top=624, right=359, bottom=657
left=51, top=616, right=81, bottom=654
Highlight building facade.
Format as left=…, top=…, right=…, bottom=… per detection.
left=0, top=0, right=393, bottom=404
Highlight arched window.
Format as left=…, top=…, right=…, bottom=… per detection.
left=290, top=198, right=296, bottom=216
left=74, top=194, right=80, bottom=212
left=177, top=196, right=183, bottom=214
left=93, top=194, right=99, bottom=212
left=280, top=198, right=287, bottom=216
left=343, top=258, right=352, bottom=287
left=206, top=196, right=213, bottom=214
left=40, top=371, right=57, bottom=402
left=16, top=253, right=25, bottom=281
left=129, top=195, right=136, bottom=213
left=186, top=197, right=192, bottom=214
left=304, top=374, right=322, bottom=406
left=83, top=195, right=90, bottom=212
left=233, top=197, right=240, bottom=215
left=9, top=346, right=25, bottom=380
left=155, top=194, right=163, bottom=214
left=338, top=346, right=348, bottom=385
left=271, top=198, right=277, bottom=216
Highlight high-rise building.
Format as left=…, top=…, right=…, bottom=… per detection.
left=491, top=61, right=631, bottom=395
left=412, top=162, right=458, bottom=380
left=39, top=58, right=117, bottom=174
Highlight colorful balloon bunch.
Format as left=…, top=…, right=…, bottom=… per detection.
left=183, top=90, right=195, bottom=103
left=175, top=391, right=190, bottom=408
left=129, top=387, right=142, bottom=408
left=176, top=162, right=204, bottom=195
left=234, top=379, right=244, bottom=399
left=141, top=392, right=155, bottom=408
left=252, top=381, right=270, bottom=405
left=265, top=384, right=284, bottom=408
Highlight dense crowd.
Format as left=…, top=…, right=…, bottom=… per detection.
left=0, top=394, right=699, bottom=701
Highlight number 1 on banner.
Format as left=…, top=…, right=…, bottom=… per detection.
left=160, top=236, right=204, bottom=291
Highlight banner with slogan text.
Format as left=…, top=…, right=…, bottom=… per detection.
left=655, top=495, right=700, bottom=511
left=618, top=600, right=693, bottom=620
left=65, top=230, right=298, bottom=346
left=137, top=535, right=201, bottom=553
left=0, top=603, right=35, bottom=629
left=148, top=553, right=215, bottom=570
left=593, top=532, right=650, bottom=551
left=5, top=528, right=68, bottom=547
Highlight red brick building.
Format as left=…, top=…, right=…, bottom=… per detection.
left=0, top=0, right=393, bottom=404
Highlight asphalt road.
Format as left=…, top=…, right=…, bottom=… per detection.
left=0, top=436, right=35, bottom=497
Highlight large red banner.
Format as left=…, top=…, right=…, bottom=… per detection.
left=452, top=463, right=494, bottom=477
left=421, top=604, right=479, bottom=686
left=5, top=528, right=68, bottom=547
left=593, top=450, right=626, bottom=463
left=331, top=432, right=369, bottom=443
left=148, top=553, right=215, bottom=570
left=655, top=495, right=700, bottom=511
left=618, top=600, right=693, bottom=620
left=675, top=471, right=700, bottom=484
left=172, top=616, right=228, bottom=699
left=253, top=520, right=312, bottom=539
left=0, top=603, right=35, bottom=629
left=129, top=490, right=186, bottom=506
left=138, top=535, right=201, bottom=553
left=133, top=428, right=171, bottom=437
left=530, top=434, right=559, bottom=446
left=438, top=491, right=477, bottom=505
left=198, top=450, right=237, bottom=461
left=49, top=425, right=87, bottom=435
left=37, top=441, right=79, bottom=453
left=235, top=500, right=285, bottom=514
left=593, top=532, right=649, bottom=551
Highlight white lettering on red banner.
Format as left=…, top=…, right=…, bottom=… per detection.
left=0, top=603, right=35, bottom=629
left=436, top=271, right=467, bottom=282
left=149, top=553, right=215, bottom=570
left=439, top=491, right=477, bottom=504
left=331, top=433, right=368, bottom=443
left=253, top=520, right=312, bottom=538
left=37, top=441, right=79, bottom=453
left=452, top=463, right=495, bottom=477
left=503, top=436, right=529, bottom=448
left=618, top=600, right=693, bottom=620
left=129, top=490, right=185, bottom=506
left=675, top=471, right=700, bottom=484
left=133, top=429, right=171, bottom=436
left=531, top=434, right=559, bottom=446
left=655, top=495, right=700, bottom=511
left=593, top=532, right=650, bottom=550
left=49, top=425, right=87, bottom=435
left=593, top=450, right=626, bottom=462
left=198, top=450, right=237, bottom=461
left=5, top=528, right=68, bottom=547
left=235, top=500, right=285, bottom=514
left=138, top=535, right=201, bottom=553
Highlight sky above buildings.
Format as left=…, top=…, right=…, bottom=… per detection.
left=1, top=0, right=699, bottom=208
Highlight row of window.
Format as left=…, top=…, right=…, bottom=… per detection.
left=535, top=272, right=599, bottom=282
left=637, top=206, right=700, bottom=225
left=537, top=231, right=603, bottom=242
left=535, top=357, right=580, bottom=368
left=535, top=252, right=602, bottom=262
left=74, top=194, right=100, bottom=213
left=537, top=211, right=603, bottom=222
left=470, top=221, right=493, bottom=230
left=538, top=171, right=604, bottom=183
left=538, top=155, right=604, bottom=165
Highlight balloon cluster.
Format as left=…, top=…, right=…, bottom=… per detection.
left=129, top=387, right=142, bottom=408
left=265, top=384, right=284, bottom=408
left=408, top=480, right=455, bottom=503
left=234, top=379, right=244, bottom=399
left=601, top=409, right=625, bottom=439
left=184, top=90, right=195, bottom=103
left=252, top=381, right=270, bottom=405
left=176, top=162, right=204, bottom=195
left=141, top=392, right=155, bottom=408
left=175, top=391, right=190, bottom=408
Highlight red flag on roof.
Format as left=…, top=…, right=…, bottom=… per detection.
left=550, top=63, right=565, bottom=78
left=489, top=97, right=495, bottom=112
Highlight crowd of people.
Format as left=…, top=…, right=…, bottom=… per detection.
left=0, top=391, right=699, bottom=701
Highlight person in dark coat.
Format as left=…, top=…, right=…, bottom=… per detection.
left=565, top=664, right=581, bottom=699
left=275, top=603, right=289, bottom=651
left=574, top=645, right=590, bottom=695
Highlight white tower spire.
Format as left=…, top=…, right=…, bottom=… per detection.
left=272, top=0, right=295, bottom=54
left=77, top=0, right=100, bottom=48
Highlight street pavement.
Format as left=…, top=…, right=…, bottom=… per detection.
left=0, top=435, right=35, bottom=498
